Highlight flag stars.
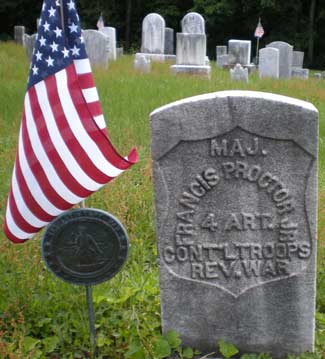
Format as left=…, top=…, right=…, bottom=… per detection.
left=39, top=36, right=46, bottom=46
left=46, top=56, right=54, bottom=67
left=35, top=51, right=43, bottom=61
left=54, top=27, right=63, bottom=37
left=67, top=0, right=75, bottom=10
left=79, top=36, right=84, bottom=43
left=32, top=65, right=39, bottom=75
left=50, top=41, right=59, bottom=52
left=55, top=0, right=60, bottom=6
left=69, top=22, right=78, bottom=33
left=62, top=47, right=70, bottom=58
left=71, top=45, right=80, bottom=56
left=48, top=6, right=56, bottom=17
left=43, top=21, right=50, bottom=32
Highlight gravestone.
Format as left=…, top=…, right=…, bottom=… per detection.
left=291, top=68, right=309, bottom=80
left=313, top=73, right=321, bottom=79
left=217, top=54, right=229, bottom=68
left=266, top=41, right=293, bottom=78
left=141, top=13, right=165, bottom=55
left=181, top=12, right=205, bottom=34
left=228, top=40, right=251, bottom=66
left=171, top=33, right=211, bottom=77
left=134, top=54, right=151, bottom=73
left=82, top=30, right=109, bottom=69
left=321, top=71, right=325, bottom=79
left=14, top=26, right=25, bottom=45
left=230, top=63, right=248, bottom=83
left=259, top=47, right=279, bottom=79
left=116, top=47, right=123, bottom=58
left=216, top=46, right=227, bottom=67
left=100, top=27, right=117, bottom=61
left=292, top=51, right=304, bottom=68
left=150, top=90, right=318, bottom=358
left=24, top=34, right=37, bottom=60
left=165, top=27, right=174, bottom=55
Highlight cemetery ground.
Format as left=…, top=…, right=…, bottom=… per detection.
left=0, top=42, right=325, bottom=359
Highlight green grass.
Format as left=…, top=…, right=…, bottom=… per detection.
left=0, top=42, right=324, bottom=358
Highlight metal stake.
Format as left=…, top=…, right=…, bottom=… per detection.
left=86, top=285, right=97, bottom=359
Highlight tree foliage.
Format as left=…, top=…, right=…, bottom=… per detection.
left=1, top=0, right=325, bottom=67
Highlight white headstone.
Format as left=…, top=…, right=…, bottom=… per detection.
left=14, top=26, right=25, bottom=45
left=100, top=27, right=117, bottom=61
left=266, top=41, right=293, bottom=78
left=291, top=68, right=309, bottom=80
left=230, top=63, right=249, bottom=83
left=24, top=34, right=37, bottom=60
left=228, top=40, right=251, bottom=66
left=176, top=33, right=206, bottom=66
left=259, top=47, right=279, bottom=79
left=141, top=13, right=165, bottom=54
left=134, top=54, right=151, bottom=73
left=292, top=51, right=304, bottom=68
left=82, top=30, right=110, bottom=69
left=217, top=54, right=229, bottom=68
left=181, top=12, right=205, bottom=34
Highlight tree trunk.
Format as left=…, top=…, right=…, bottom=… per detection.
left=308, top=0, right=317, bottom=65
left=125, top=0, right=132, bottom=49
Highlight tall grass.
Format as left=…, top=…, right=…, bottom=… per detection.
left=0, top=42, right=324, bottom=358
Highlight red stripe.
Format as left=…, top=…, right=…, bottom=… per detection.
left=28, top=86, right=93, bottom=198
left=3, top=217, right=26, bottom=244
left=21, top=109, right=72, bottom=210
left=8, top=188, right=39, bottom=233
left=15, top=143, right=54, bottom=222
left=68, top=64, right=136, bottom=170
left=45, top=70, right=112, bottom=184
left=78, top=73, right=96, bottom=89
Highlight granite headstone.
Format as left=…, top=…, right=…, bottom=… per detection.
left=100, top=26, right=117, bottom=61
left=258, top=47, right=279, bottom=79
left=181, top=12, right=205, bottom=34
left=150, top=90, right=318, bottom=358
left=141, top=13, right=165, bottom=54
left=292, top=51, right=304, bottom=68
left=291, top=68, right=309, bottom=80
left=266, top=41, right=293, bottom=78
left=14, top=26, right=25, bottom=45
left=82, top=30, right=109, bottom=68
left=230, top=63, right=248, bottom=83
left=228, top=40, right=251, bottom=66
left=165, top=27, right=174, bottom=55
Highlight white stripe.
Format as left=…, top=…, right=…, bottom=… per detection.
left=74, top=58, right=92, bottom=74
left=12, top=165, right=48, bottom=228
left=55, top=69, right=123, bottom=178
left=18, top=127, right=62, bottom=217
left=25, top=93, right=83, bottom=205
left=82, top=87, right=99, bottom=103
left=93, top=115, right=106, bottom=130
left=35, top=81, right=102, bottom=192
left=6, top=197, right=35, bottom=241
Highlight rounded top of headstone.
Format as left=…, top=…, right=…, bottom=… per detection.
left=266, top=41, right=293, bottom=49
left=142, top=13, right=166, bottom=27
left=42, top=208, right=129, bottom=286
left=181, top=12, right=205, bottom=34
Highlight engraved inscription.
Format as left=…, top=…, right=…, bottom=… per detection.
left=159, top=127, right=313, bottom=296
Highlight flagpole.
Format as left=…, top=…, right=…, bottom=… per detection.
left=256, top=36, right=260, bottom=66
left=59, top=0, right=65, bottom=33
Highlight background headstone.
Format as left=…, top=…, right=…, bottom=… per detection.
left=230, top=63, right=248, bottom=82
left=216, top=46, right=228, bottom=67
left=82, top=30, right=110, bottom=69
left=150, top=90, right=318, bottom=358
left=266, top=41, right=293, bottom=78
left=100, top=27, right=117, bottom=61
left=292, top=51, right=304, bottom=68
left=164, top=27, right=174, bottom=55
left=134, top=54, right=151, bottom=73
left=141, top=13, right=165, bottom=54
left=217, top=54, right=229, bottom=68
left=23, top=33, right=37, bottom=60
left=291, top=68, right=309, bottom=80
left=181, top=12, right=205, bottom=34
left=14, top=26, right=25, bottom=45
left=228, top=40, right=251, bottom=66
left=313, top=73, right=321, bottom=79
left=259, top=47, right=279, bottom=79
left=176, top=33, right=206, bottom=66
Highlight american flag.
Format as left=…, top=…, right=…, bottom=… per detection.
left=4, top=0, right=138, bottom=243
left=96, top=13, right=104, bottom=30
left=254, top=18, right=264, bottom=38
